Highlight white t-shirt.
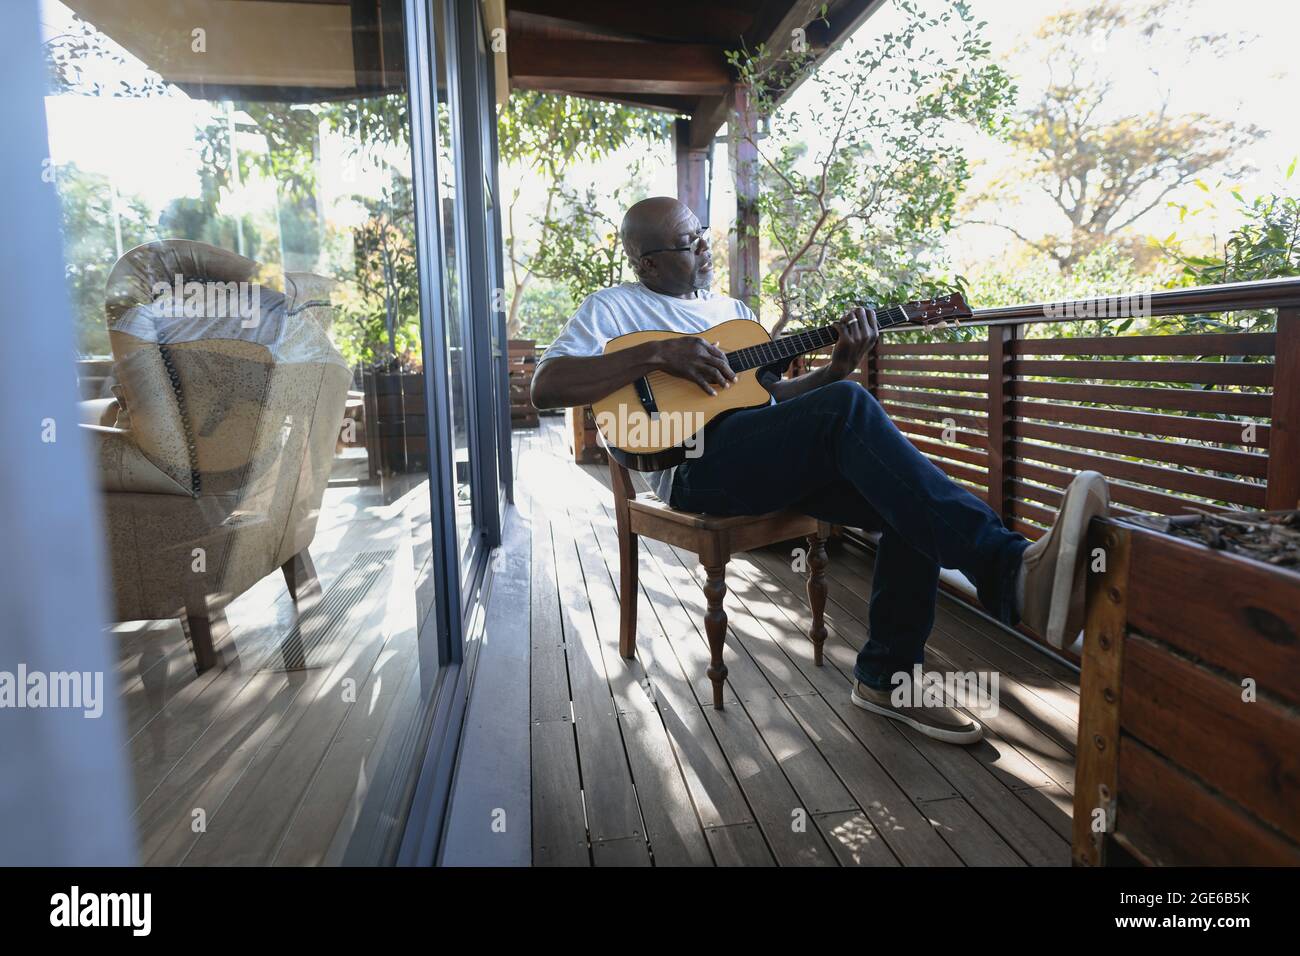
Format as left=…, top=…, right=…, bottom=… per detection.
left=538, top=282, right=762, bottom=502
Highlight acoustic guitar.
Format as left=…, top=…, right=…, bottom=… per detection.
left=592, top=292, right=972, bottom=471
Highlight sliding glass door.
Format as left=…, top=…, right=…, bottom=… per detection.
left=430, top=0, right=483, bottom=587
left=36, top=0, right=504, bottom=865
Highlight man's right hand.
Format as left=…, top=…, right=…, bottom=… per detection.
left=654, top=336, right=737, bottom=396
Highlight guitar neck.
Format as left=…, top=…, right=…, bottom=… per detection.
left=725, top=303, right=911, bottom=373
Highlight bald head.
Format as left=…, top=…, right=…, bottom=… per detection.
left=620, top=196, right=714, bottom=297
left=621, top=196, right=690, bottom=260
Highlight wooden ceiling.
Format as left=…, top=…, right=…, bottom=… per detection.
left=502, top=0, right=884, bottom=147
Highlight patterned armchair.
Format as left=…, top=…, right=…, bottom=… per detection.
left=83, top=240, right=351, bottom=671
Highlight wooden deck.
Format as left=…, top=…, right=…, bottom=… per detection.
left=447, top=416, right=1080, bottom=866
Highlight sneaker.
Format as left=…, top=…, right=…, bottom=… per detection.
left=1018, top=470, right=1110, bottom=649
left=850, top=679, right=983, bottom=745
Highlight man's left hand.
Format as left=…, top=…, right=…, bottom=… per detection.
left=827, top=306, right=878, bottom=378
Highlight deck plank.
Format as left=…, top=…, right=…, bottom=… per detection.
left=722, top=561, right=1024, bottom=868
left=520, top=434, right=590, bottom=866
left=703, top=703, right=838, bottom=866
left=705, top=823, right=776, bottom=866
left=530, top=717, right=590, bottom=867
left=716, top=551, right=962, bottom=804
left=900, top=722, right=1070, bottom=866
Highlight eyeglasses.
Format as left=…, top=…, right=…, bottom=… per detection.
left=641, top=227, right=710, bottom=258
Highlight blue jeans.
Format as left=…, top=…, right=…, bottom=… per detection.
left=669, top=380, right=1028, bottom=690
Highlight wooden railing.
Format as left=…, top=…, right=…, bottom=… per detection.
left=799, top=278, right=1300, bottom=542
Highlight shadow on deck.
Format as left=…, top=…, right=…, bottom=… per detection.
left=444, top=416, right=1079, bottom=866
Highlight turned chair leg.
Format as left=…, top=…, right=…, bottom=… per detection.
left=619, top=529, right=638, bottom=659
left=703, top=564, right=729, bottom=709
left=806, top=532, right=829, bottom=666
left=180, top=602, right=230, bottom=674
left=609, top=459, right=639, bottom=661
left=281, top=549, right=322, bottom=604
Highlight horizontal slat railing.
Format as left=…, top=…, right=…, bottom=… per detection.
left=798, top=277, right=1300, bottom=648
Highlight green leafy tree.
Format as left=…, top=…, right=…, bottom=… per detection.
left=510, top=282, right=575, bottom=345
left=1162, top=176, right=1300, bottom=334
left=333, top=177, right=422, bottom=367
left=730, top=0, right=1014, bottom=334
left=55, top=164, right=156, bottom=356
left=525, top=173, right=657, bottom=304
left=965, top=0, right=1263, bottom=272
left=498, top=92, right=670, bottom=336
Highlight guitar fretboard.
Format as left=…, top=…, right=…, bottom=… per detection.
left=725, top=304, right=911, bottom=373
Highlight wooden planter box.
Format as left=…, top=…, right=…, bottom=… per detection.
left=507, top=339, right=539, bottom=428
left=362, top=368, right=428, bottom=477
left=1074, top=516, right=1300, bottom=866
left=566, top=405, right=606, bottom=465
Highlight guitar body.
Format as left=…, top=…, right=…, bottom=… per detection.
left=592, top=319, right=774, bottom=472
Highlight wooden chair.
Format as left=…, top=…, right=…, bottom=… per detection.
left=609, top=457, right=832, bottom=709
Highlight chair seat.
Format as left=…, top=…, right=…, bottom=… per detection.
left=627, top=492, right=809, bottom=531
left=626, top=492, right=820, bottom=563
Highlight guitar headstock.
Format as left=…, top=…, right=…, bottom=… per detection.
left=903, top=292, right=973, bottom=325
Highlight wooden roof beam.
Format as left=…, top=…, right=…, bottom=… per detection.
left=509, top=37, right=732, bottom=96
left=507, top=0, right=756, bottom=45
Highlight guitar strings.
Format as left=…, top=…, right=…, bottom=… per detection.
left=636, top=303, right=919, bottom=384
left=725, top=304, right=909, bottom=372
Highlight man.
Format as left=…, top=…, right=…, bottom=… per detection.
left=531, top=196, right=1108, bottom=745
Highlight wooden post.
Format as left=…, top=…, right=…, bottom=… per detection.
left=1266, top=307, right=1300, bottom=510
left=864, top=340, right=880, bottom=399
left=1072, top=520, right=1131, bottom=867
left=985, top=325, right=1017, bottom=520
left=674, top=118, right=710, bottom=225
left=728, top=84, right=760, bottom=317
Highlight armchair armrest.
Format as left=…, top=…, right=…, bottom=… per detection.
left=82, top=424, right=193, bottom=496
left=78, top=397, right=119, bottom=427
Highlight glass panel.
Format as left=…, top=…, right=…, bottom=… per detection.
left=41, top=0, right=443, bottom=864
left=432, top=0, right=477, bottom=578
